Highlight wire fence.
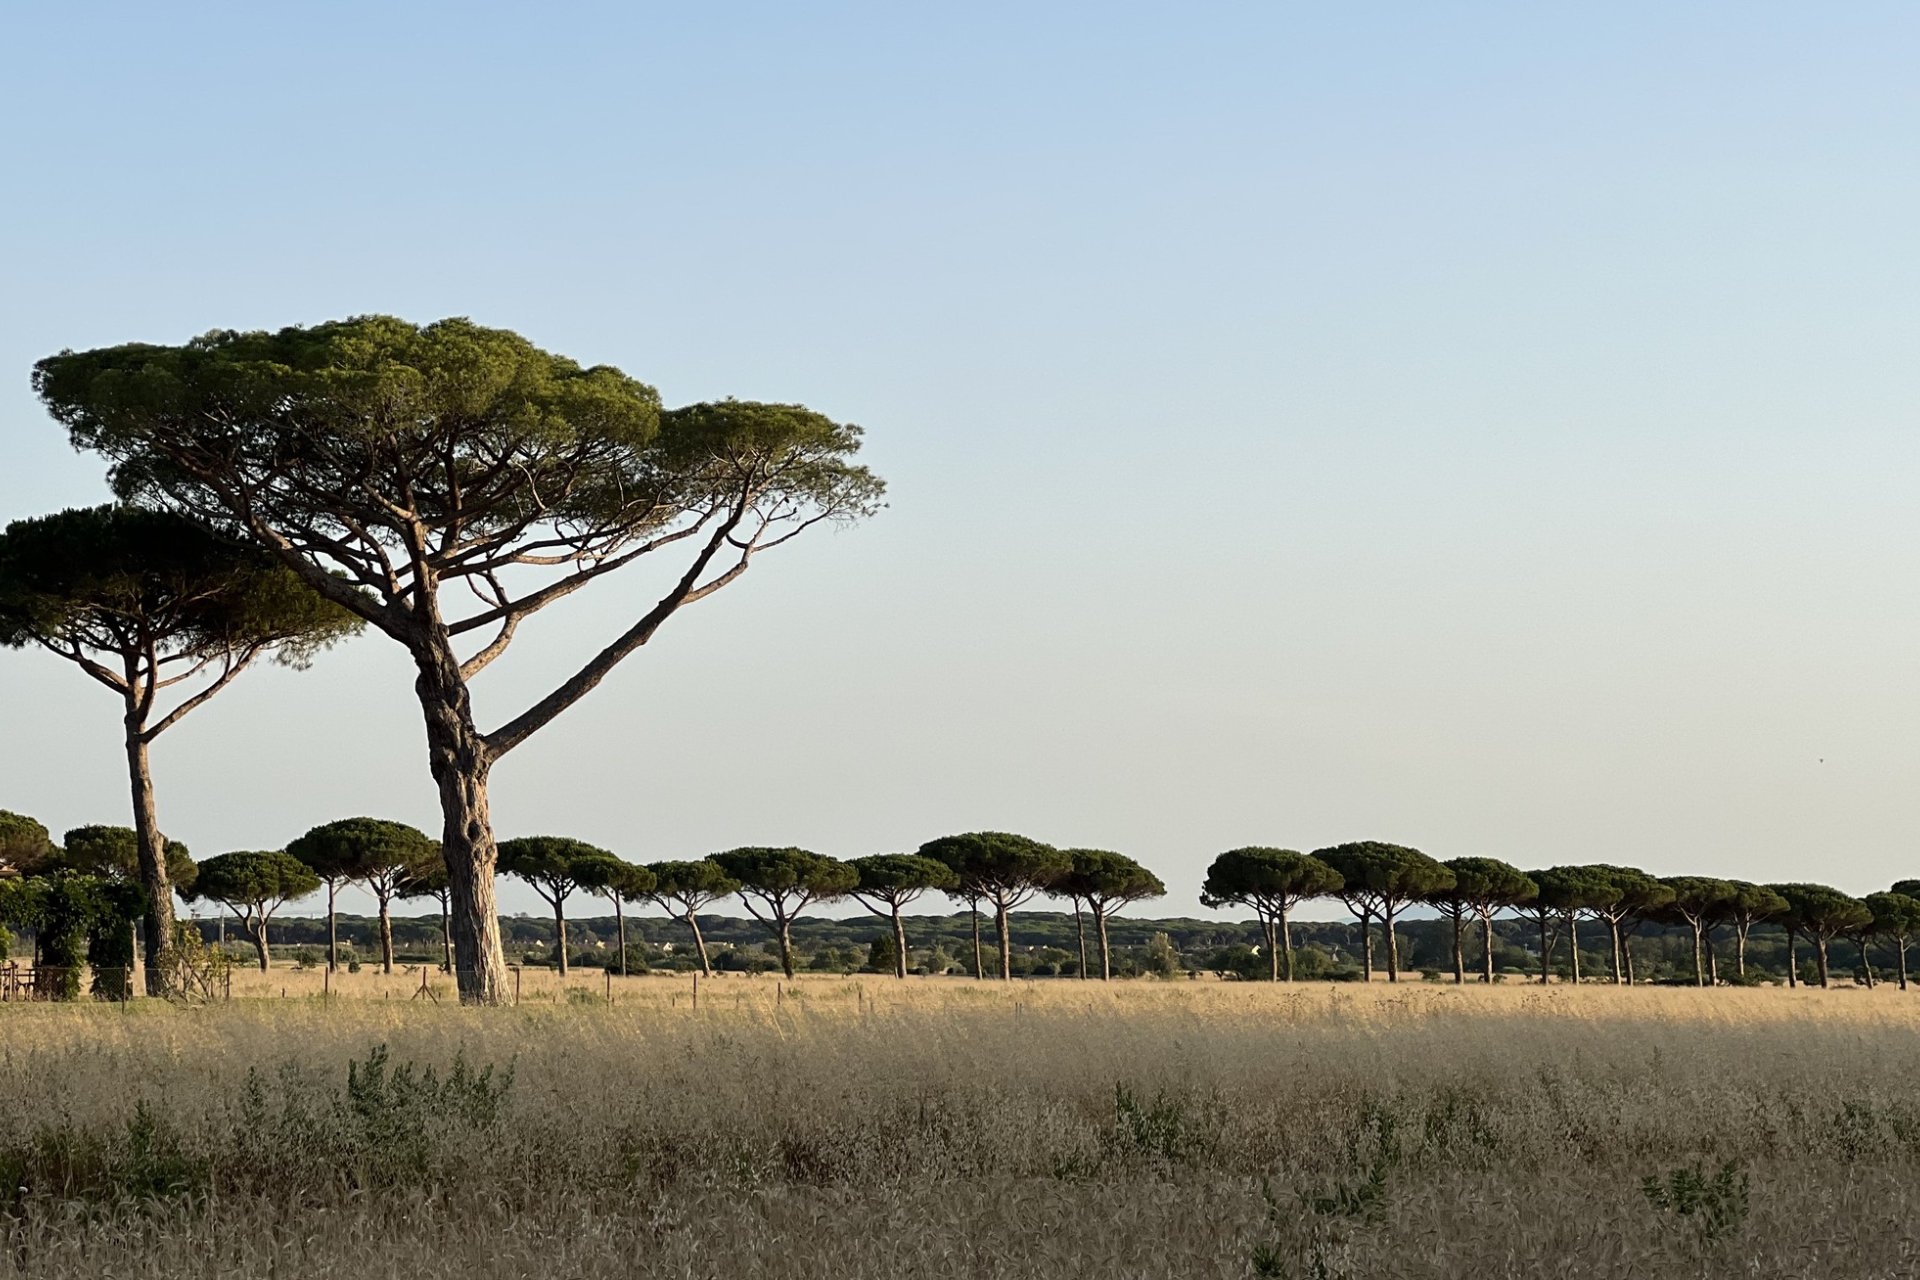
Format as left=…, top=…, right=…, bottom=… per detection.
left=0, top=961, right=855, bottom=1009
left=0, top=964, right=134, bottom=1003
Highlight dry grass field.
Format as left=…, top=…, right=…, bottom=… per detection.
left=5, top=975, right=1920, bottom=1278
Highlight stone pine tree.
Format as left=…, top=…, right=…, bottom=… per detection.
left=1658, top=877, right=1740, bottom=987
left=711, top=847, right=856, bottom=979
left=1428, top=858, right=1536, bottom=984
left=572, top=855, right=656, bottom=977
left=0, top=505, right=356, bottom=993
left=37, top=318, right=884, bottom=1005
left=1577, top=865, right=1672, bottom=985
left=919, top=833, right=1069, bottom=981
left=59, top=825, right=197, bottom=895
left=396, top=854, right=453, bottom=971
left=1722, top=881, right=1789, bottom=980
left=1530, top=865, right=1619, bottom=984
left=287, top=818, right=437, bottom=974
left=1771, top=883, right=1872, bottom=989
left=1199, top=848, right=1342, bottom=981
left=498, top=836, right=610, bottom=976
left=185, top=850, right=320, bottom=971
left=1313, top=842, right=1453, bottom=982
left=0, top=811, right=59, bottom=877
left=1864, top=891, right=1920, bottom=991
left=1517, top=867, right=1609, bottom=985
left=848, top=854, right=957, bottom=979
left=644, top=859, right=738, bottom=977
left=1059, top=850, right=1165, bottom=981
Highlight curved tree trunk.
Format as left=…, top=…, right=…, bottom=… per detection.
left=1360, top=911, right=1376, bottom=981
left=777, top=915, right=795, bottom=979
left=614, top=896, right=628, bottom=976
left=1786, top=931, right=1798, bottom=988
left=1450, top=913, right=1464, bottom=984
left=995, top=903, right=1012, bottom=981
left=1816, top=935, right=1831, bottom=988
left=417, top=645, right=509, bottom=1005
left=970, top=908, right=983, bottom=980
left=1691, top=922, right=1706, bottom=986
left=123, top=725, right=175, bottom=997
left=1097, top=908, right=1113, bottom=981
left=1624, top=931, right=1637, bottom=985
left=1607, top=921, right=1623, bottom=985
left=1384, top=910, right=1400, bottom=983
left=378, top=891, right=396, bottom=974
left=1567, top=915, right=1581, bottom=984
left=325, top=880, right=339, bottom=972
left=686, top=910, right=713, bottom=977
left=1735, top=923, right=1750, bottom=978
left=1279, top=907, right=1294, bottom=982
left=1860, top=936, right=1875, bottom=989
left=1481, top=913, right=1495, bottom=983
left=249, top=916, right=270, bottom=971
left=1898, top=939, right=1910, bottom=992
left=1073, top=901, right=1088, bottom=980
left=891, top=906, right=908, bottom=979
left=551, top=895, right=569, bottom=976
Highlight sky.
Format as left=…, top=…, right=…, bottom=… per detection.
left=1, top=3, right=1915, bottom=921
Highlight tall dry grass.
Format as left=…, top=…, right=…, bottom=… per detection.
left=4, top=979, right=1920, bottom=1278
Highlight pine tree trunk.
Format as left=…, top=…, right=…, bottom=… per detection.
left=1692, top=922, right=1705, bottom=986
left=970, top=908, right=983, bottom=980
left=1265, top=918, right=1279, bottom=982
left=1624, top=933, right=1637, bottom=985
left=777, top=916, right=795, bottom=978
left=1361, top=911, right=1376, bottom=981
left=439, top=893, right=452, bottom=971
left=687, top=911, right=712, bottom=977
left=378, top=892, right=395, bottom=974
left=326, top=880, right=339, bottom=972
left=1451, top=913, right=1464, bottom=984
left=995, top=903, right=1012, bottom=981
left=1482, top=913, right=1495, bottom=983
left=251, top=917, right=270, bottom=972
left=1568, top=915, right=1581, bottom=983
left=1816, top=936, right=1830, bottom=988
left=552, top=897, right=568, bottom=976
left=1608, top=921, right=1623, bottom=985
left=1707, top=935, right=1720, bottom=985
left=1786, top=932, right=1798, bottom=988
left=1073, top=902, right=1088, bottom=980
left=1860, top=939, right=1874, bottom=989
left=123, top=724, right=175, bottom=997
left=1097, top=909, right=1113, bottom=981
left=1898, top=941, right=1909, bottom=992
left=416, top=643, right=509, bottom=1005
left=1736, top=924, right=1749, bottom=977
left=891, top=907, right=908, bottom=979
left=1280, top=906, right=1294, bottom=982
left=615, top=897, right=628, bottom=976
left=1385, top=911, right=1400, bottom=982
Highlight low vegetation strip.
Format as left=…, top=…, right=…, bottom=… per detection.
left=2, top=983, right=1919, bottom=1277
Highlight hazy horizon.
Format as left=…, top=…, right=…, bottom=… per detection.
left=3, top=4, right=1915, bottom=921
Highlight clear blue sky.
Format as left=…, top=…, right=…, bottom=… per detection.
left=2, top=3, right=1915, bottom=920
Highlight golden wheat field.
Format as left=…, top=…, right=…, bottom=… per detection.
left=5, top=976, right=1920, bottom=1279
